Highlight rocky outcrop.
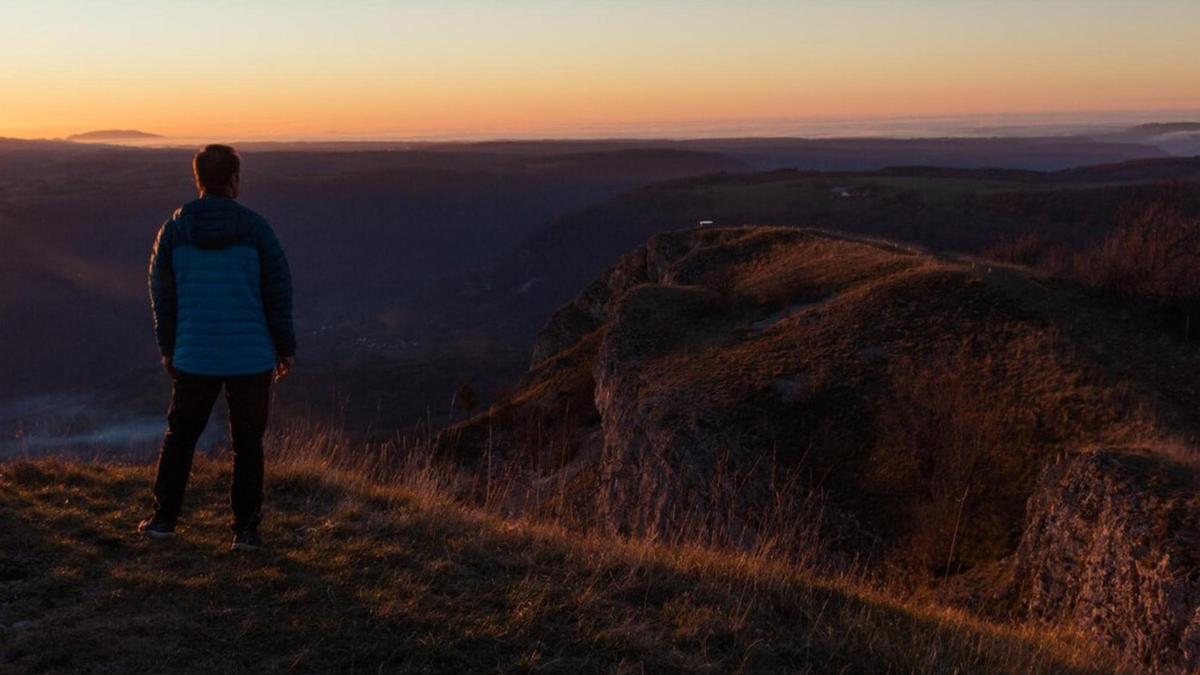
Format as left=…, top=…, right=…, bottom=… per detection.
left=529, top=246, right=653, bottom=366
left=512, top=227, right=944, bottom=559
left=445, top=226, right=1200, bottom=662
left=527, top=226, right=739, bottom=366
left=1015, top=449, right=1200, bottom=673
left=592, top=282, right=755, bottom=539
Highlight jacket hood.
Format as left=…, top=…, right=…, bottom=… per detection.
left=176, top=196, right=254, bottom=250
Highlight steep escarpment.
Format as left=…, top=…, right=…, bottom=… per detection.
left=440, top=225, right=1200, bottom=670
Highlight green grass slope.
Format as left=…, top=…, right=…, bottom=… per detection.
left=0, top=455, right=1116, bottom=674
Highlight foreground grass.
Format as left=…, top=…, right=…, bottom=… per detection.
left=0, top=456, right=1115, bottom=674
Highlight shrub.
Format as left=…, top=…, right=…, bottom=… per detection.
left=1068, top=206, right=1200, bottom=299
left=1066, top=202, right=1200, bottom=337
left=982, top=184, right=1200, bottom=339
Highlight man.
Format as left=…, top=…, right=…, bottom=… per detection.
left=139, top=144, right=295, bottom=551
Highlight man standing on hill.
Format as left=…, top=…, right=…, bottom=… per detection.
left=139, top=144, right=295, bottom=551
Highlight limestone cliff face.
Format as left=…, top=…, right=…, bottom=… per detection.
left=533, top=227, right=922, bottom=552
left=1015, top=450, right=1200, bottom=673
left=593, top=282, right=745, bottom=540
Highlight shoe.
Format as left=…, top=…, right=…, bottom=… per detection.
left=231, top=527, right=262, bottom=551
left=138, top=516, right=177, bottom=538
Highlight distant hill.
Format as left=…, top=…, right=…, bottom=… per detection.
left=448, top=136, right=1167, bottom=171
left=66, top=129, right=162, bottom=141
left=1090, top=121, right=1200, bottom=155
left=1124, top=121, right=1200, bottom=135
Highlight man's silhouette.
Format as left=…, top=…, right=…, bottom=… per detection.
left=139, top=144, right=295, bottom=550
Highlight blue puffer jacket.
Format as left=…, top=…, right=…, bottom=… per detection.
left=148, top=195, right=295, bottom=376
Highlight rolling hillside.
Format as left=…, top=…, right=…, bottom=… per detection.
left=2, top=141, right=1190, bottom=456
left=403, top=157, right=1200, bottom=356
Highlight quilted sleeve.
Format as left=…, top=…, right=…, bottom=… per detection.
left=148, top=219, right=177, bottom=356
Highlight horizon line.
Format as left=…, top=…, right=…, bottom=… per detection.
left=7, top=107, right=1200, bottom=147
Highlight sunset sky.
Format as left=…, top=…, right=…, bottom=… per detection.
left=2, top=0, right=1198, bottom=140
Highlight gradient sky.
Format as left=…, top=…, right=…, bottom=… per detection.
left=2, top=0, right=1198, bottom=140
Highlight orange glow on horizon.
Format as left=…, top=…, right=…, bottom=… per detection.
left=1, top=1, right=1198, bottom=140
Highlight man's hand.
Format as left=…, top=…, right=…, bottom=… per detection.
left=274, top=356, right=294, bottom=382
left=161, top=356, right=178, bottom=379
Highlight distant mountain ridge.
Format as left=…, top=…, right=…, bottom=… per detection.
left=1125, top=121, right=1200, bottom=134
left=1090, top=121, right=1200, bottom=155
left=66, top=129, right=161, bottom=141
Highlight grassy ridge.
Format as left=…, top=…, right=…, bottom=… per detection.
left=0, top=454, right=1115, bottom=674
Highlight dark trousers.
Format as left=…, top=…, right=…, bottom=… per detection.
left=152, top=370, right=273, bottom=531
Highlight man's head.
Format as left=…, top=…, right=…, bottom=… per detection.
left=193, top=144, right=240, bottom=198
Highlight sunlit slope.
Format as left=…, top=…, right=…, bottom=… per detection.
left=0, top=457, right=1111, bottom=674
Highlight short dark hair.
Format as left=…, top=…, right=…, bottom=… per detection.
left=193, top=144, right=240, bottom=193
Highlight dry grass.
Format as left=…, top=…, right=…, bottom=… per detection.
left=874, top=340, right=1039, bottom=576
left=0, top=432, right=1122, bottom=674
